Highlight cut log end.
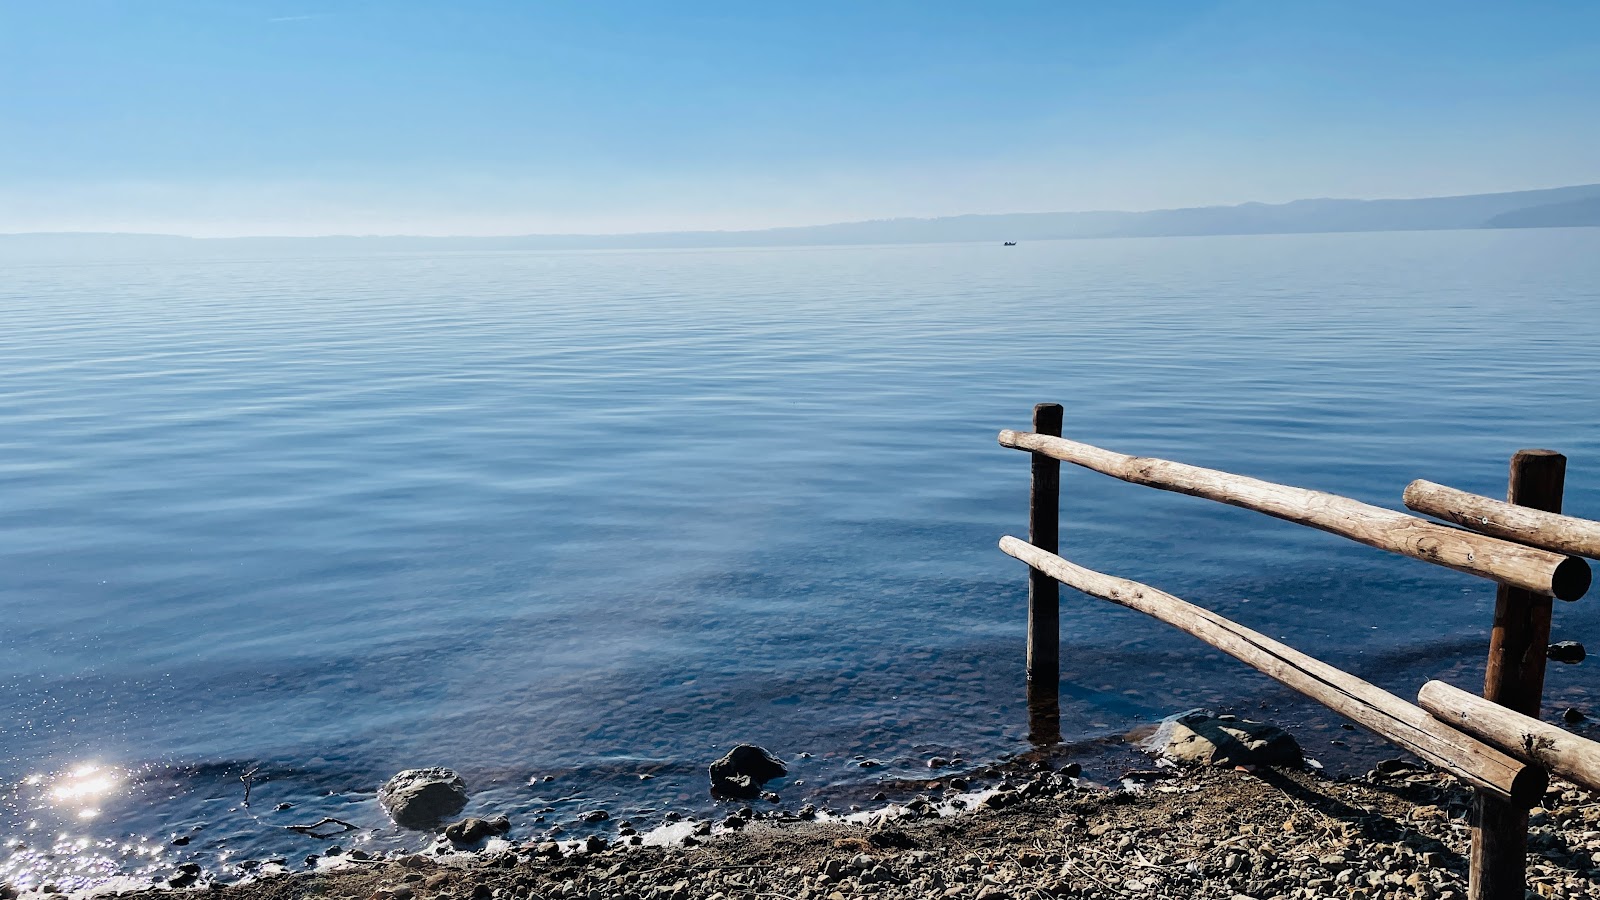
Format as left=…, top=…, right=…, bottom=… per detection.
left=1508, top=763, right=1550, bottom=809
left=1553, top=556, right=1591, bottom=601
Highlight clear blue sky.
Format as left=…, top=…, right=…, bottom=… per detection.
left=2, top=1, right=1597, bottom=236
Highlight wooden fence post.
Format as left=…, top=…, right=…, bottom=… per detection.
left=1471, top=449, right=1566, bottom=900
left=1026, top=403, right=1064, bottom=744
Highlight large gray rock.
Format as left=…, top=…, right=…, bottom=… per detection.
left=1148, top=710, right=1302, bottom=767
left=709, top=744, right=787, bottom=799
left=379, top=768, right=468, bottom=828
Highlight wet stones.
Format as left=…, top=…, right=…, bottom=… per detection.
left=380, top=768, right=469, bottom=828
left=1150, top=710, right=1303, bottom=767
left=708, top=744, right=787, bottom=799
left=443, top=815, right=510, bottom=846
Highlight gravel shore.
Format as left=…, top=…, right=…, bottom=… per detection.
left=89, top=761, right=1598, bottom=900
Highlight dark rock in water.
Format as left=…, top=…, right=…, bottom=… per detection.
left=379, top=768, right=469, bottom=828
left=443, top=815, right=510, bottom=845
left=168, top=863, right=203, bottom=888
left=583, top=835, right=608, bottom=854
left=577, top=809, right=610, bottom=823
left=709, top=744, right=787, bottom=799
left=1060, top=762, right=1083, bottom=778
left=1149, top=710, right=1303, bottom=767
left=1563, top=707, right=1587, bottom=724
left=1549, top=641, right=1587, bottom=664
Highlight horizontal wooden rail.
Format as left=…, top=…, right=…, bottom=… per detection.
left=997, top=431, right=1590, bottom=601
left=1419, top=680, right=1600, bottom=795
left=1405, top=479, right=1600, bottom=561
left=998, top=536, right=1547, bottom=806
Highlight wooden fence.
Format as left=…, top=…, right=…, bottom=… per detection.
left=998, top=402, right=1600, bottom=900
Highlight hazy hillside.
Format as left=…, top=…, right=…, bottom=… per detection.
left=1485, top=196, right=1600, bottom=229
left=5, top=184, right=1598, bottom=258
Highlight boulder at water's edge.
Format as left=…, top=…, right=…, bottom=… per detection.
left=379, top=768, right=469, bottom=828
left=709, top=745, right=787, bottom=799
left=1150, top=711, right=1303, bottom=767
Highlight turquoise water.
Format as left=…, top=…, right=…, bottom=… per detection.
left=3, top=229, right=1599, bottom=889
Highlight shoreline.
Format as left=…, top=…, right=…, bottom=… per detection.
left=24, top=755, right=1599, bottom=900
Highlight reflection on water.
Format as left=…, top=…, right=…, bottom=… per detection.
left=2, top=229, right=1600, bottom=890
left=49, top=763, right=121, bottom=816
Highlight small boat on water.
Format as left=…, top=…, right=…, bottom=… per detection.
left=1003, top=241, right=1017, bottom=246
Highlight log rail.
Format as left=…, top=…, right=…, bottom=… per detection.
left=1420, top=680, right=1600, bottom=795
left=998, top=431, right=1590, bottom=600
left=999, top=536, right=1546, bottom=806
left=1405, top=478, right=1600, bottom=560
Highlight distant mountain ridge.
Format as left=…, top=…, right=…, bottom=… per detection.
left=5, top=184, right=1599, bottom=256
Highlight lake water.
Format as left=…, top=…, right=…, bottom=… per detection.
left=3, top=228, right=1599, bottom=890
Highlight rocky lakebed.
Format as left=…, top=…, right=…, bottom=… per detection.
left=8, top=712, right=1599, bottom=900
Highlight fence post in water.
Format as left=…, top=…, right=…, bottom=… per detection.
left=1026, top=403, right=1064, bottom=743
left=1471, top=449, right=1566, bottom=900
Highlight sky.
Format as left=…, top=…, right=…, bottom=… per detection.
left=1, top=1, right=1597, bottom=236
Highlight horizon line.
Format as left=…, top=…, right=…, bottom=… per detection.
left=6, top=181, right=1597, bottom=242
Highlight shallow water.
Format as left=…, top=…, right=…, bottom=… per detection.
left=3, top=229, right=1599, bottom=889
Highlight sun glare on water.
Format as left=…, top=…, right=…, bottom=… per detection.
left=46, top=763, right=123, bottom=818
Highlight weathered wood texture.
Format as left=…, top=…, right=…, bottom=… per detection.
left=996, top=431, right=1590, bottom=600
left=1027, top=404, right=1063, bottom=690
left=1471, top=450, right=1566, bottom=900
left=1482, top=451, right=1566, bottom=717
left=1471, top=796, right=1530, bottom=900
left=1405, top=476, right=1600, bottom=560
left=997, top=536, right=1547, bottom=806
left=1421, top=680, right=1600, bottom=794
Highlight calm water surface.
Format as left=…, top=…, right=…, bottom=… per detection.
left=3, top=229, right=1599, bottom=889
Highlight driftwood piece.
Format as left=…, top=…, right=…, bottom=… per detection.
left=1420, top=680, right=1600, bottom=794
left=285, top=817, right=358, bottom=838
left=996, top=431, right=1589, bottom=600
left=1405, top=477, right=1600, bottom=561
left=997, top=536, right=1547, bottom=806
